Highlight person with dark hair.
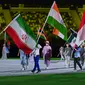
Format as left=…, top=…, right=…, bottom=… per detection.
left=74, top=45, right=82, bottom=71
left=64, top=43, right=72, bottom=68
left=31, top=44, right=42, bottom=73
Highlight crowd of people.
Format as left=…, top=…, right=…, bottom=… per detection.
left=0, top=10, right=85, bottom=74
left=1, top=40, right=85, bottom=73
left=10, top=11, right=77, bottom=35
left=59, top=43, right=85, bottom=71
left=1, top=40, right=52, bottom=73
left=10, top=11, right=47, bottom=34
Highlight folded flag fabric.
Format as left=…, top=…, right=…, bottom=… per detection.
left=37, top=28, right=47, bottom=40
left=68, top=28, right=77, bottom=48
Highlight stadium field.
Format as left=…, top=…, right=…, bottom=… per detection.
left=0, top=72, right=85, bottom=85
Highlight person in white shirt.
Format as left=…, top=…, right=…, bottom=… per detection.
left=59, top=46, right=64, bottom=60
left=31, top=44, right=42, bottom=73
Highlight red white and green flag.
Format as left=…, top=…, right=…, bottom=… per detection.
left=75, top=11, right=85, bottom=46
left=5, top=14, right=37, bottom=54
left=47, top=1, right=67, bottom=41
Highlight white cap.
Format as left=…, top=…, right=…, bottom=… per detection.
left=46, top=41, right=49, bottom=44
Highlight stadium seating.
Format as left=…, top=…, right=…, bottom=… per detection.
left=10, top=11, right=77, bottom=35
left=77, top=12, right=83, bottom=20
left=0, top=12, right=6, bottom=29
left=10, top=11, right=47, bottom=34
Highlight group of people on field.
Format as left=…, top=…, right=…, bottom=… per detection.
left=2, top=40, right=85, bottom=73
left=1, top=40, right=52, bottom=73
left=59, top=43, right=85, bottom=70
left=17, top=40, right=52, bottom=73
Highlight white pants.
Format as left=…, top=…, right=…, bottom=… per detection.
left=60, top=54, right=64, bottom=60
left=65, top=56, right=70, bottom=68
left=1, top=51, right=7, bottom=59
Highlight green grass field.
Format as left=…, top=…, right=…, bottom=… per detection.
left=0, top=72, right=85, bottom=85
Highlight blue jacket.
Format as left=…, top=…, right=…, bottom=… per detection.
left=74, top=47, right=81, bottom=58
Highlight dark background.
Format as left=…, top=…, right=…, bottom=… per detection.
left=1, top=0, right=85, bottom=8
left=0, top=0, right=85, bottom=58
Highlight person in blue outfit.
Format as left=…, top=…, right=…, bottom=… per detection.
left=74, top=45, right=82, bottom=70
left=18, top=49, right=28, bottom=70
left=31, top=44, right=42, bottom=73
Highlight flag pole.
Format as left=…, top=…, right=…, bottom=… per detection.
left=4, top=32, right=6, bottom=44
left=36, top=13, right=49, bottom=44
left=70, top=28, right=77, bottom=34
left=64, top=33, right=72, bottom=46
left=0, top=14, right=20, bottom=35
left=36, top=27, right=40, bottom=40
left=36, top=1, right=55, bottom=44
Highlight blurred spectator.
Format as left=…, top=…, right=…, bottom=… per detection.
left=10, top=11, right=77, bottom=37
left=1, top=43, right=9, bottom=59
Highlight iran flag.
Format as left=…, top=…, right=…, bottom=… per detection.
left=47, top=1, right=67, bottom=41
left=5, top=14, right=37, bottom=54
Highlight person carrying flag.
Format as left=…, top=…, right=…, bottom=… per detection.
left=31, top=44, right=42, bottom=73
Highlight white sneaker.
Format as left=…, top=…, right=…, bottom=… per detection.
left=46, top=67, right=49, bottom=69
left=21, top=68, right=25, bottom=71
left=74, top=69, right=77, bottom=72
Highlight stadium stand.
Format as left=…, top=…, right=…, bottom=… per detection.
left=0, top=4, right=84, bottom=58
left=10, top=11, right=77, bottom=35
left=0, top=12, right=6, bottom=29
left=10, top=11, right=47, bottom=35
left=77, top=12, right=83, bottom=20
